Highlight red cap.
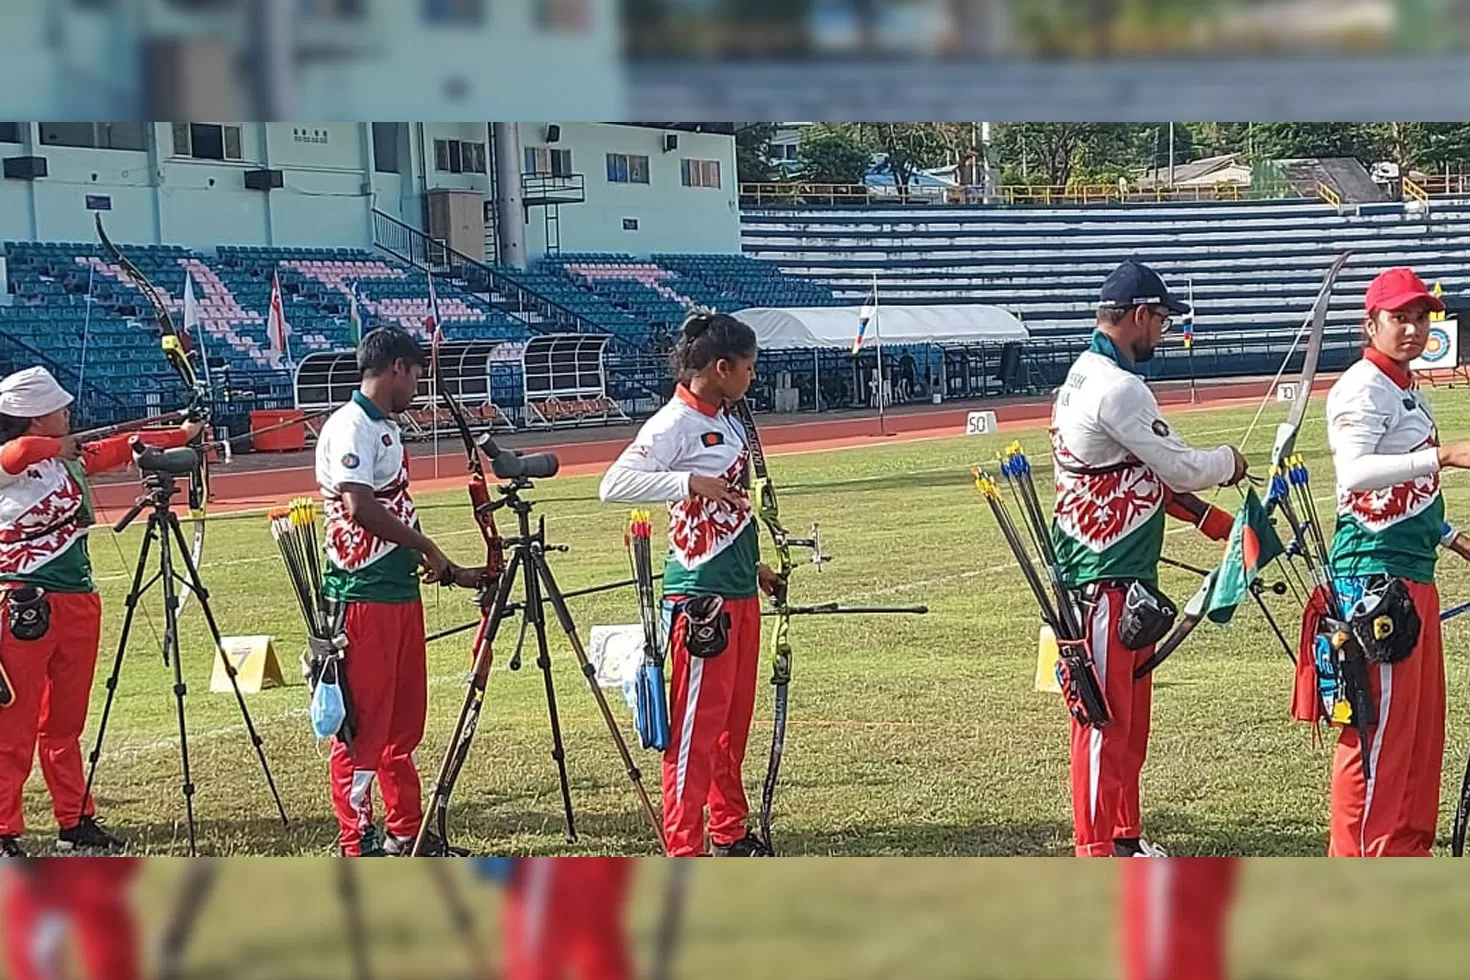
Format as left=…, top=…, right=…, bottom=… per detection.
left=1365, top=267, right=1445, bottom=314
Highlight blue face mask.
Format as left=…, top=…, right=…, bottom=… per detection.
left=310, top=676, right=346, bottom=740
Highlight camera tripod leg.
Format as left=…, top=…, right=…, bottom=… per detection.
left=155, top=509, right=200, bottom=854
left=533, top=557, right=667, bottom=850
left=165, top=511, right=290, bottom=829
left=413, top=549, right=524, bottom=858
left=83, top=513, right=159, bottom=807
left=523, top=545, right=578, bottom=844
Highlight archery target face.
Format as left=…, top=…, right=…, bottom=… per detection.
left=1411, top=322, right=1458, bottom=371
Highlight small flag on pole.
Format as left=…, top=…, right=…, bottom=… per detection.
left=266, top=271, right=292, bottom=369
left=348, top=283, right=363, bottom=345
left=425, top=273, right=444, bottom=352
left=852, top=276, right=877, bottom=355
left=182, top=271, right=211, bottom=389
left=1432, top=281, right=1446, bottom=322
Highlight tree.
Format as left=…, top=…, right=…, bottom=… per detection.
left=797, top=127, right=871, bottom=186
left=1248, top=124, right=1387, bottom=163
left=991, top=123, right=1144, bottom=187
left=735, top=124, right=777, bottom=184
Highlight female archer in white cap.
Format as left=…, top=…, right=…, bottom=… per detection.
left=0, top=366, right=203, bottom=856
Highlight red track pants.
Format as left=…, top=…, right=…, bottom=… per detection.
left=0, top=591, right=101, bottom=837
left=1328, top=579, right=1445, bottom=857
left=3, top=857, right=141, bottom=980
left=1120, top=858, right=1238, bottom=980
left=503, top=858, right=632, bottom=980
left=662, top=595, right=761, bottom=856
left=329, top=600, right=427, bottom=856
left=1071, top=584, right=1153, bottom=857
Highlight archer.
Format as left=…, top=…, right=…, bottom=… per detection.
left=1050, top=260, right=1249, bottom=857
left=599, top=312, right=780, bottom=857
left=314, top=328, right=469, bottom=857
left=0, top=367, right=203, bottom=857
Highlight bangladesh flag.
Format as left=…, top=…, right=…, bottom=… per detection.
left=1177, top=488, right=1287, bottom=626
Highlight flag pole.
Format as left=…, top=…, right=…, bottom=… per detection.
left=428, top=269, right=441, bottom=480
left=873, top=270, right=886, bottom=437
left=78, top=263, right=95, bottom=399
left=1186, top=276, right=1197, bottom=405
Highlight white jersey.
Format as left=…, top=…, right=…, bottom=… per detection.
left=1050, top=334, right=1236, bottom=584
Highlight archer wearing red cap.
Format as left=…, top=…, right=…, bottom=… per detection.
left=1298, top=266, right=1470, bottom=855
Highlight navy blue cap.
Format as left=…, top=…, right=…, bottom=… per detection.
left=1099, top=260, right=1190, bottom=316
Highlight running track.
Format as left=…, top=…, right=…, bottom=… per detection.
left=91, top=375, right=1326, bottom=519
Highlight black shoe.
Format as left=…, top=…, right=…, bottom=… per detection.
left=339, top=825, right=386, bottom=858
left=385, top=831, right=469, bottom=857
left=57, top=816, right=122, bottom=853
left=0, top=836, right=24, bottom=858
left=711, top=832, right=772, bottom=857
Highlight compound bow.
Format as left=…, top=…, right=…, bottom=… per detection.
left=95, top=215, right=211, bottom=607
left=731, top=397, right=926, bottom=855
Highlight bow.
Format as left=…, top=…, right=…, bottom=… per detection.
left=731, top=397, right=926, bottom=854
left=95, top=215, right=211, bottom=603
left=412, top=346, right=508, bottom=856
left=1142, top=252, right=1351, bottom=675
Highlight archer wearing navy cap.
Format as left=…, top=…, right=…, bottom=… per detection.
left=1095, top=260, right=1191, bottom=365
left=1046, top=258, right=1248, bottom=858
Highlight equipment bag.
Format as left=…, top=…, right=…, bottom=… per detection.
left=1116, top=580, right=1177, bottom=651
left=679, top=595, right=730, bottom=659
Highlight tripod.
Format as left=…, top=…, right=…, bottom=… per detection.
left=83, top=467, right=288, bottom=856
left=413, top=475, right=665, bottom=856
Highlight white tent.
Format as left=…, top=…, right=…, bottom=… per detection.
left=735, top=305, right=1028, bottom=350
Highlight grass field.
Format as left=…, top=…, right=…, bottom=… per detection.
left=26, top=387, right=1470, bottom=857
left=11, top=860, right=1470, bottom=978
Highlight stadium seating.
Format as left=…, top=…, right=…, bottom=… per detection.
left=739, top=199, right=1470, bottom=353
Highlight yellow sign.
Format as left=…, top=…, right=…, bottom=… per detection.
left=211, top=636, right=286, bottom=694
left=1433, top=281, right=1446, bottom=322
left=1034, top=624, right=1062, bottom=694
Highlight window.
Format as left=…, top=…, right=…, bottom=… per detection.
left=372, top=123, right=402, bottom=174
left=434, top=138, right=486, bottom=174
left=524, top=146, right=572, bottom=177
left=173, top=123, right=244, bottom=161
left=605, top=153, right=649, bottom=184
left=0, top=123, right=20, bottom=144
left=423, top=0, right=484, bottom=25
left=38, top=122, right=146, bottom=151
left=681, top=158, right=721, bottom=189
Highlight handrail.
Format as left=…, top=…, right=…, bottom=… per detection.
left=1317, top=182, right=1343, bottom=209
left=739, top=181, right=1258, bottom=208
left=1403, top=176, right=1431, bottom=207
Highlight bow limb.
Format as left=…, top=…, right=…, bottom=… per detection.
left=96, top=215, right=211, bottom=602
left=430, top=348, right=504, bottom=580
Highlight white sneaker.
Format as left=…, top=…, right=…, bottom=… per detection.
left=1134, top=839, right=1168, bottom=857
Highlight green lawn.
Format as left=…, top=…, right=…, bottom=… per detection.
left=19, top=860, right=1470, bottom=978
left=28, top=388, right=1470, bottom=857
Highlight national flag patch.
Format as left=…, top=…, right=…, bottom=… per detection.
left=701, top=431, right=724, bottom=447
left=382, top=434, right=393, bottom=447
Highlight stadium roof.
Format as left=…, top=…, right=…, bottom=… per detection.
left=736, top=305, right=1028, bottom=350
left=617, top=123, right=741, bottom=135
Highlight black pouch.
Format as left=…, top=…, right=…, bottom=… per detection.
left=6, top=587, right=50, bottom=643
left=680, top=595, right=730, bottom=659
left=1348, top=576, right=1420, bottom=665
left=1116, top=580, right=1177, bottom=651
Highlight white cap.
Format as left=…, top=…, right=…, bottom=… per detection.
left=0, top=367, right=74, bottom=419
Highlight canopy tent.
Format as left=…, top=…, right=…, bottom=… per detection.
left=735, top=305, right=1028, bottom=351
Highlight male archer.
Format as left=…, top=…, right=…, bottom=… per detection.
left=315, top=328, right=474, bottom=856
left=1051, top=260, right=1249, bottom=857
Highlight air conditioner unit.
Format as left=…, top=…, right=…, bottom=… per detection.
left=3, top=157, right=47, bottom=181
left=546, top=124, right=561, bottom=143
left=244, top=169, right=284, bottom=191
left=663, top=134, right=678, bottom=153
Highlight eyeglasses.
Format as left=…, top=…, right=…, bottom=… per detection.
left=1149, top=306, right=1173, bottom=332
